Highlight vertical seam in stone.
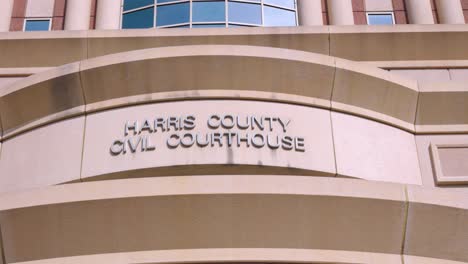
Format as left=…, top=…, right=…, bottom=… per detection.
left=413, top=80, right=420, bottom=133
left=412, top=80, right=424, bottom=184
left=79, top=114, right=87, bottom=183
left=0, top=223, right=7, bottom=264
left=327, top=24, right=331, bottom=57
left=401, top=185, right=410, bottom=261
left=329, top=57, right=338, bottom=177
left=0, top=113, right=3, bottom=144
left=78, top=61, right=87, bottom=184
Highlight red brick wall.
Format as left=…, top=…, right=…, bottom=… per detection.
left=321, top=0, right=329, bottom=25
left=52, top=0, right=66, bottom=30
left=90, top=0, right=97, bottom=29
left=462, top=0, right=468, bottom=23
left=430, top=0, right=439, bottom=23
left=352, top=0, right=366, bottom=24
left=51, top=0, right=98, bottom=31
left=392, top=0, right=408, bottom=24
left=353, top=0, right=408, bottom=25
left=10, top=0, right=27, bottom=31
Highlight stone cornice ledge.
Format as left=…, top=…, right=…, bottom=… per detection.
left=1, top=45, right=467, bottom=140
left=0, top=176, right=466, bottom=263
left=1, top=24, right=468, bottom=68
left=0, top=45, right=423, bottom=140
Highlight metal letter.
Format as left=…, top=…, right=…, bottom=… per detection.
left=278, top=118, right=291, bottom=133
left=166, top=134, right=180, bottom=149
left=125, top=121, right=139, bottom=136
left=265, top=117, right=274, bottom=131
left=251, top=116, right=265, bottom=131
left=196, top=133, right=210, bottom=147
left=224, top=132, right=236, bottom=147
left=128, top=136, right=142, bottom=153
left=110, top=139, right=124, bottom=155
left=211, top=133, right=223, bottom=147
left=281, top=136, right=294, bottom=150
left=221, top=115, right=235, bottom=129
left=154, top=118, right=166, bottom=132
left=144, top=136, right=156, bottom=151
left=183, top=115, right=196, bottom=130
left=140, top=119, right=154, bottom=134
left=167, top=117, right=179, bottom=131
left=180, top=133, right=195, bottom=148
left=236, top=115, right=250, bottom=130
left=295, top=137, right=306, bottom=152
left=237, top=133, right=250, bottom=147
left=266, top=134, right=280, bottom=149
left=251, top=134, right=265, bottom=148
left=208, top=114, right=221, bottom=129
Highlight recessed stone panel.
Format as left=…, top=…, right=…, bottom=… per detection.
left=25, top=0, right=55, bottom=17
left=390, top=69, right=450, bottom=82
left=332, top=112, right=422, bottom=185
left=0, top=117, right=84, bottom=194
left=81, top=100, right=336, bottom=180
left=416, top=134, right=468, bottom=189
left=365, top=0, right=393, bottom=11
left=437, top=146, right=468, bottom=177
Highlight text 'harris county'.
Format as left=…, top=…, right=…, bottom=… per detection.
left=109, top=114, right=306, bottom=155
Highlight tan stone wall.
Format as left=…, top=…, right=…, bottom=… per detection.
left=0, top=27, right=466, bottom=264
left=0, top=38, right=466, bottom=191
left=0, top=176, right=466, bottom=263
left=5, top=0, right=468, bottom=31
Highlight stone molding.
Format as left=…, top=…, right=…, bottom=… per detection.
left=0, top=44, right=466, bottom=140
left=0, top=45, right=420, bottom=140
left=1, top=25, right=468, bottom=67
left=430, top=143, right=468, bottom=185
left=0, top=176, right=466, bottom=263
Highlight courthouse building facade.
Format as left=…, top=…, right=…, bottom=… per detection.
left=0, top=0, right=467, bottom=263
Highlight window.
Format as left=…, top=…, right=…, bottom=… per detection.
left=156, top=2, right=190, bottom=27
left=24, top=19, right=51, bottom=31
left=121, top=0, right=298, bottom=29
left=366, top=12, right=395, bottom=25
left=264, top=5, right=296, bottom=27
left=122, top=7, right=154, bottom=29
left=228, top=1, right=262, bottom=25
left=192, top=1, right=225, bottom=23
left=122, top=0, right=155, bottom=29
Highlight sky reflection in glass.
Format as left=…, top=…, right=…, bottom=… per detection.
left=264, top=6, right=296, bottom=26
left=228, top=1, right=262, bottom=25
left=367, top=14, right=394, bottom=25
left=193, top=1, right=226, bottom=22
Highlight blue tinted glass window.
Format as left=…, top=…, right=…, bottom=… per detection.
left=192, top=24, right=226, bottom=28
left=367, top=13, right=394, bottom=25
left=157, top=0, right=181, bottom=3
left=156, top=3, right=190, bottom=26
left=124, top=0, right=154, bottom=11
left=264, top=0, right=295, bottom=9
left=193, top=1, right=225, bottom=22
left=24, top=20, right=50, bottom=31
left=122, top=7, right=154, bottom=28
left=228, top=1, right=261, bottom=25
left=264, top=6, right=296, bottom=27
